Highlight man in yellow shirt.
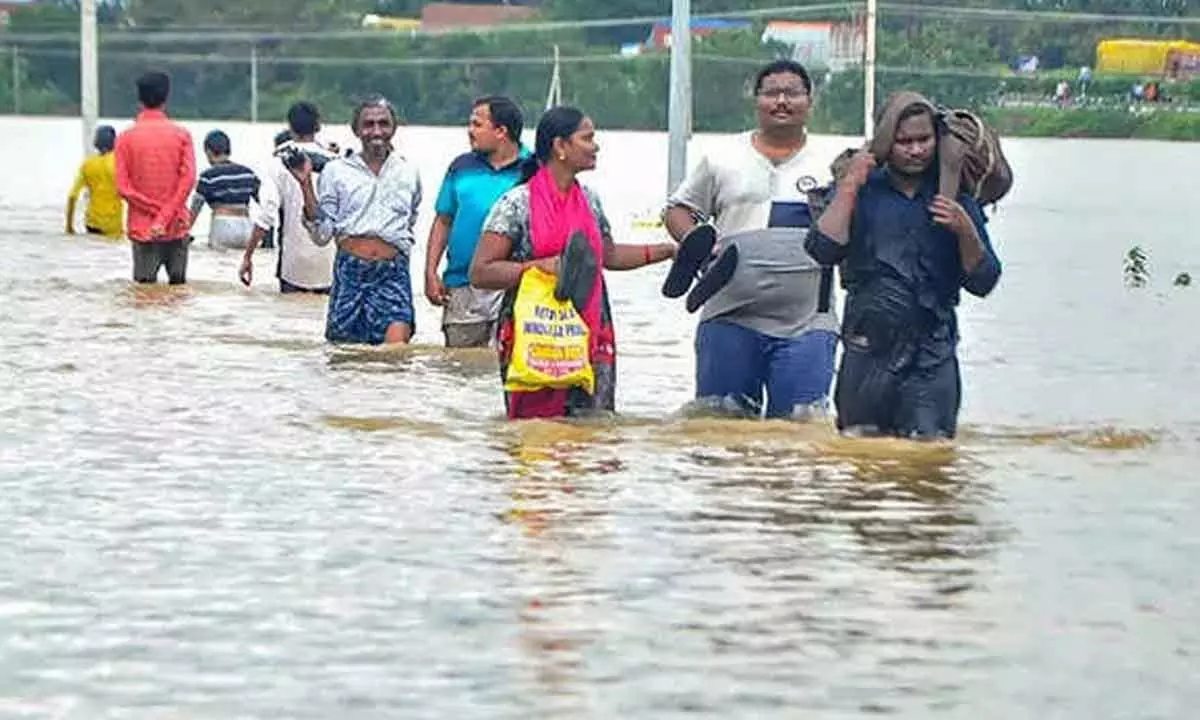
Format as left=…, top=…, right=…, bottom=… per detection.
left=66, top=125, right=125, bottom=238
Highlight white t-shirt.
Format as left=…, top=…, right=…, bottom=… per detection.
left=668, top=131, right=838, bottom=338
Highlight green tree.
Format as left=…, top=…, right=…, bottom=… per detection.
left=2, top=0, right=1197, bottom=137
left=120, top=0, right=372, bottom=28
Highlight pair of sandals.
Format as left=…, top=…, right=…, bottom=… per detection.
left=553, top=231, right=599, bottom=314
left=550, top=225, right=737, bottom=316
left=661, top=224, right=738, bottom=312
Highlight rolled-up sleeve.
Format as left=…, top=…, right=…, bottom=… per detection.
left=311, top=167, right=338, bottom=247
left=806, top=228, right=850, bottom=265
left=666, top=154, right=715, bottom=219
left=960, top=200, right=1002, bottom=298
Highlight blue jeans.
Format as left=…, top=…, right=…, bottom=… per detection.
left=695, top=320, right=837, bottom=419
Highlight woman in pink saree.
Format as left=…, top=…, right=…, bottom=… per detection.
left=471, top=106, right=677, bottom=419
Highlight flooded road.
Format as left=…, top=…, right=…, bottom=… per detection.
left=1, top=117, right=1198, bottom=718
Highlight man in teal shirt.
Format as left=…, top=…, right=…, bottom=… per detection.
left=425, top=96, right=530, bottom=348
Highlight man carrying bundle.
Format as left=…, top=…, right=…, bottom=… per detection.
left=806, top=91, right=1004, bottom=440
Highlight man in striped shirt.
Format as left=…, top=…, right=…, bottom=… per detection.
left=189, top=130, right=260, bottom=250
left=114, top=71, right=196, bottom=284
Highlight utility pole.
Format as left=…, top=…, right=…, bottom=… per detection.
left=250, top=43, right=259, bottom=123
left=863, top=0, right=877, bottom=138
left=667, top=0, right=692, bottom=194
left=81, top=0, right=99, bottom=155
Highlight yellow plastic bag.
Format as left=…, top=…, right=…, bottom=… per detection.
left=504, top=267, right=594, bottom=395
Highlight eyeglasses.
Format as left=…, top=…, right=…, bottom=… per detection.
left=757, top=88, right=809, bottom=100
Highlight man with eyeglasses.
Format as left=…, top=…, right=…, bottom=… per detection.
left=662, top=59, right=838, bottom=420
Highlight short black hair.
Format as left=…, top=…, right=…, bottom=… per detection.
left=286, top=101, right=320, bottom=136
left=136, top=71, right=170, bottom=109
left=753, top=59, right=812, bottom=96
left=473, top=95, right=524, bottom=144
left=351, top=94, right=399, bottom=132
left=203, top=129, right=231, bottom=156
left=93, top=125, right=116, bottom=153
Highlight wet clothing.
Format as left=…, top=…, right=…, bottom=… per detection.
left=68, top=152, right=123, bottom=238
left=280, top=278, right=330, bottom=295
left=668, top=131, right=838, bottom=416
left=695, top=320, right=837, bottom=419
left=805, top=169, right=1001, bottom=439
left=324, top=251, right=414, bottom=345
left=482, top=181, right=617, bottom=418
left=207, top=214, right=254, bottom=250
left=132, top=237, right=189, bottom=285
left=834, top=340, right=962, bottom=439
left=443, top=321, right=494, bottom=349
left=442, top=286, right=502, bottom=348
left=314, top=151, right=422, bottom=345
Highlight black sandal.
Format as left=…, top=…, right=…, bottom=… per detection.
left=685, top=244, right=738, bottom=314
left=661, top=224, right=717, bottom=299
left=555, top=230, right=598, bottom=314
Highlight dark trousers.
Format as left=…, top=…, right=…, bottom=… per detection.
left=834, top=343, right=962, bottom=440
left=131, top=238, right=189, bottom=285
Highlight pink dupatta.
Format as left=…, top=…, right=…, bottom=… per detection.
left=527, top=166, right=604, bottom=334
left=506, top=166, right=606, bottom=419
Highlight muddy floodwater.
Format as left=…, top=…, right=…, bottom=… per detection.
left=1, top=117, right=1197, bottom=718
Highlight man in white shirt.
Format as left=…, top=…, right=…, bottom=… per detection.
left=663, top=60, right=839, bottom=420
left=238, top=101, right=338, bottom=293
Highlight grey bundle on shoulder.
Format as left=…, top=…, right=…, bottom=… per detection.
left=827, top=90, right=1014, bottom=209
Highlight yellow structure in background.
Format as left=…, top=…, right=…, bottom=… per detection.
left=361, top=14, right=421, bottom=31
left=1096, top=38, right=1200, bottom=75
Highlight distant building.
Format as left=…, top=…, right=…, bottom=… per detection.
left=761, top=20, right=865, bottom=71
left=630, top=17, right=865, bottom=71
left=361, top=14, right=421, bottom=32
left=419, top=2, right=538, bottom=30
left=643, top=18, right=753, bottom=50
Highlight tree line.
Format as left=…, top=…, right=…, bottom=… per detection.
left=0, top=0, right=1196, bottom=137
